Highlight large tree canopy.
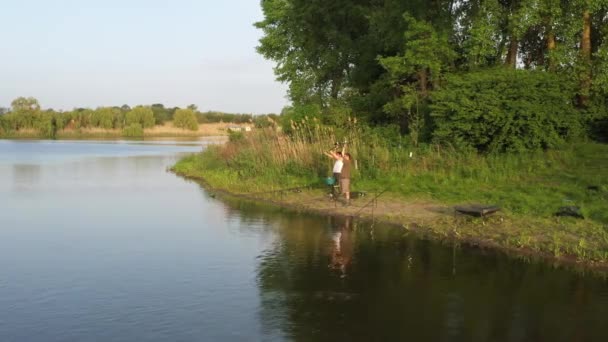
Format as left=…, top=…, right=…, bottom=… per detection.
left=256, top=0, right=608, bottom=130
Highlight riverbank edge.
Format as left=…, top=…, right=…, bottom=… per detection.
left=0, top=122, right=233, bottom=139
left=171, top=166, right=608, bottom=275
left=0, top=131, right=228, bottom=139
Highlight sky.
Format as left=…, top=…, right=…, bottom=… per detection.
left=0, top=0, right=288, bottom=114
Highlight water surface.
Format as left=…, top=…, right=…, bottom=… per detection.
left=1, top=139, right=607, bottom=341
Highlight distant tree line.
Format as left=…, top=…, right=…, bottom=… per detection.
left=0, top=97, right=277, bottom=138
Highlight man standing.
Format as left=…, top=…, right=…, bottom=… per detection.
left=340, top=153, right=352, bottom=206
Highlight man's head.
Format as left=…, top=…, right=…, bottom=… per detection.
left=344, top=153, right=351, bottom=160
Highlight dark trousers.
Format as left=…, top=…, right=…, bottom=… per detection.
left=333, top=172, right=341, bottom=183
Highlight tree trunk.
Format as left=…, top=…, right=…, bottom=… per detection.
left=581, top=9, right=592, bottom=60
left=546, top=29, right=556, bottom=71
left=417, top=69, right=429, bottom=97
left=330, top=76, right=342, bottom=100
left=505, top=37, right=518, bottom=68
left=578, top=8, right=592, bottom=108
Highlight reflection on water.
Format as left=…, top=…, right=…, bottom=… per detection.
left=329, top=217, right=353, bottom=277
left=12, top=164, right=42, bottom=189
left=1, top=140, right=607, bottom=341
left=239, top=202, right=608, bottom=341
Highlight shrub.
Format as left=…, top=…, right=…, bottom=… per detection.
left=93, top=107, right=120, bottom=129
left=151, top=104, right=171, bottom=125
left=123, top=123, right=144, bottom=137
left=34, top=112, right=56, bottom=138
left=126, top=106, right=155, bottom=128
left=430, top=69, right=583, bottom=152
left=173, top=108, right=199, bottom=131
left=228, top=130, right=245, bottom=142
left=0, top=115, right=8, bottom=135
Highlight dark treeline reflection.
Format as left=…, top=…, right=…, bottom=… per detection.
left=220, top=198, right=608, bottom=341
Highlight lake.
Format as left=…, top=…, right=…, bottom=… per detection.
left=1, top=139, right=607, bottom=341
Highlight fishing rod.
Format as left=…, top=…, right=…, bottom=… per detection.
left=354, top=185, right=391, bottom=216
left=244, top=184, right=317, bottom=197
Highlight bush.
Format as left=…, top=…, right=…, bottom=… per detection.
left=34, top=112, right=56, bottom=138
left=173, top=108, right=199, bottom=131
left=279, top=104, right=322, bottom=134
left=228, top=130, right=245, bottom=142
left=430, top=69, right=583, bottom=152
left=151, top=104, right=172, bottom=125
left=0, top=115, right=8, bottom=135
left=123, top=123, right=144, bottom=137
left=93, top=107, right=120, bottom=129
left=126, top=106, right=155, bottom=128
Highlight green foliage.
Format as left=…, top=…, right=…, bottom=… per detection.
left=379, top=14, right=456, bottom=144
left=253, top=114, right=279, bottom=128
left=430, top=69, right=583, bottom=152
left=173, top=108, right=199, bottom=131
left=34, top=112, right=56, bottom=138
left=70, top=109, right=94, bottom=129
left=151, top=104, right=172, bottom=125
left=0, top=97, right=276, bottom=139
left=228, top=130, right=245, bottom=143
left=0, top=114, right=7, bottom=134
left=125, top=106, right=155, bottom=128
left=278, top=104, right=322, bottom=133
left=1, top=97, right=275, bottom=138
left=122, top=123, right=144, bottom=137
left=196, top=111, right=254, bottom=124
left=93, top=107, right=121, bottom=129
left=380, top=14, right=456, bottom=86
left=256, top=0, right=608, bottom=139
left=11, top=97, right=40, bottom=112
left=460, top=0, right=504, bottom=67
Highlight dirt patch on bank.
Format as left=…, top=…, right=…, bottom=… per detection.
left=253, top=189, right=446, bottom=223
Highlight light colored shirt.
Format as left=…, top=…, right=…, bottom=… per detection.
left=333, top=159, right=343, bottom=173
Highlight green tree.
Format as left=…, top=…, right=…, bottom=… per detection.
left=125, top=106, right=155, bottom=128
left=11, top=97, right=40, bottom=112
left=8, top=97, right=42, bottom=128
left=95, top=107, right=121, bottom=129
left=379, top=14, right=456, bottom=143
left=255, top=0, right=369, bottom=106
left=151, top=104, right=171, bottom=125
left=173, top=108, right=199, bottom=131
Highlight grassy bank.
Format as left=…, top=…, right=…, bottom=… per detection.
left=0, top=122, right=235, bottom=139
left=172, top=123, right=608, bottom=267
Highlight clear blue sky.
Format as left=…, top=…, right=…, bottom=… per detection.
left=0, top=0, right=288, bottom=113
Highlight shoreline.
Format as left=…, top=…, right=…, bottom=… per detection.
left=0, top=122, right=234, bottom=139
left=0, top=135, right=228, bottom=142
left=172, top=167, right=608, bottom=275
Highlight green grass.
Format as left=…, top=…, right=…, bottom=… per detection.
left=358, top=143, right=608, bottom=223
left=173, top=150, right=318, bottom=193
